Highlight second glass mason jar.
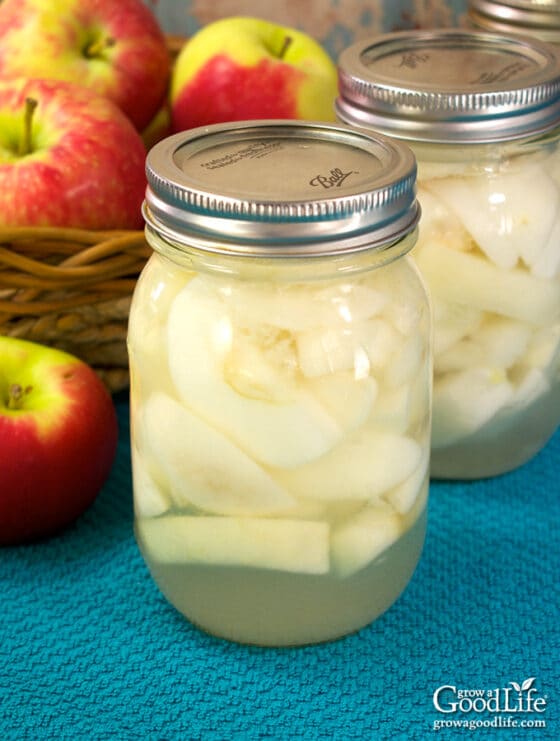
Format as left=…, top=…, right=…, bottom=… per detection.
left=128, top=120, right=432, bottom=646
left=337, top=29, right=560, bottom=479
left=468, top=0, right=560, bottom=45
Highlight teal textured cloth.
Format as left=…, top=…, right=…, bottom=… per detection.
left=1, top=392, right=558, bottom=740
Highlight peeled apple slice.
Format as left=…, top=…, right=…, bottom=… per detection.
left=436, top=316, right=532, bottom=373
left=276, top=427, right=422, bottom=502
left=415, top=239, right=560, bottom=325
left=425, top=166, right=560, bottom=270
left=305, top=372, right=378, bottom=433
left=416, top=186, right=472, bottom=253
left=383, top=448, right=429, bottom=515
left=432, top=367, right=514, bottom=448
left=167, top=279, right=343, bottom=468
left=137, top=515, right=330, bottom=574
left=131, top=447, right=170, bottom=519
left=510, top=367, right=550, bottom=409
left=524, top=324, right=560, bottom=370
left=531, top=211, right=560, bottom=279
left=222, top=279, right=388, bottom=332
left=141, top=392, right=296, bottom=515
left=431, top=297, right=483, bottom=356
left=330, top=502, right=403, bottom=578
left=296, top=317, right=401, bottom=378
left=368, top=384, right=413, bottom=435
left=383, top=333, right=425, bottom=389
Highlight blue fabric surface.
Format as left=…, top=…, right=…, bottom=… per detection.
left=1, top=392, right=558, bottom=741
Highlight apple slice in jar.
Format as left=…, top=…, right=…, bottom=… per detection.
left=424, top=164, right=560, bottom=271
left=128, top=254, right=191, bottom=397
left=431, top=367, right=514, bottom=448
left=131, top=447, right=171, bottom=519
left=221, top=278, right=389, bottom=332
left=436, top=316, right=532, bottom=374
left=167, top=278, right=343, bottom=468
left=140, top=392, right=296, bottom=516
left=295, top=316, right=402, bottom=378
left=524, top=324, right=560, bottom=371
left=431, top=297, right=483, bottom=356
left=136, top=515, right=330, bottom=574
left=530, top=210, right=560, bottom=279
left=382, top=447, right=430, bottom=516
left=330, top=502, right=403, bottom=578
left=275, top=426, right=422, bottom=502
left=509, top=366, right=550, bottom=409
left=415, top=239, right=560, bottom=325
left=305, top=371, right=378, bottom=433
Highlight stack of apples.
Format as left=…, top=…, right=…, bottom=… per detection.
left=0, top=2, right=338, bottom=544
left=0, top=2, right=339, bottom=228
left=0, top=0, right=171, bottom=231
left=0, top=0, right=171, bottom=544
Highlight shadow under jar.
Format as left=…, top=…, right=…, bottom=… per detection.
left=127, top=120, right=432, bottom=646
left=337, top=29, right=560, bottom=479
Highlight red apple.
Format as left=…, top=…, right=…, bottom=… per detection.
left=0, top=77, right=147, bottom=229
left=0, top=336, right=119, bottom=545
left=0, top=0, right=170, bottom=131
left=169, top=17, right=338, bottom=132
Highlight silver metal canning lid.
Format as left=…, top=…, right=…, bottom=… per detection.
left=143, top=120, right=419, bottom=257
left=336, top=29, right=560, bottom=143
left=469, top=0, right=560, bottom=40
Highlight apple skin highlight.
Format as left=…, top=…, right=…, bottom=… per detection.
left=0, top=338, right=119, bottom=545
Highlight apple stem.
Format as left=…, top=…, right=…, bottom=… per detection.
left=279, top=35, right=293, bottom=59
left=7, top=384, right=28, bottom=410
left=18, top=97, right=38, bottom=157
left=84, top=35, right=116, bottom=59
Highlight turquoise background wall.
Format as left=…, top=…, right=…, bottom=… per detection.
left=144, top=0, right=469, bottom=57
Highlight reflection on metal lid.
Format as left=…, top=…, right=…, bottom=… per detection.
left=336, top=29, right=560, bottom=143
left=469, top=0, right=560, bottom=42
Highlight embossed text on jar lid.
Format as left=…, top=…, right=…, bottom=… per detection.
left=336, top=29, right=560, bottom=143
left=143, top=120, right=419, bottom=257
left=468, top=0, right=560, bottom=43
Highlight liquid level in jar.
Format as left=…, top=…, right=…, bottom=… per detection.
left=135, top=505, right=427, bottom=647
left=431, top=377, right=560, bottom=479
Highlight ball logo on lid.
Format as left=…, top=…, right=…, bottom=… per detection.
left=309, top=167, right=358, bottom=189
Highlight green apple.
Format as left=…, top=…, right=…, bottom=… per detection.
left=0, top=0, right=171, bottom=131
left=0, top=336, right=119, bottom=545
left=170, top=16, right=338, bottom=131
left=0, top=77, right=147, bottom=229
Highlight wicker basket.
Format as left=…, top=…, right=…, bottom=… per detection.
left=0, top=226, right=151, bottom=393
left=0, top=36, right=186, bottom=394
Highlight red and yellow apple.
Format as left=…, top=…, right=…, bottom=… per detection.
left=0, top=77, right=147, bottom=229
left=0, top=336, right=119, bottom=545
left=169, top=17, right=338, bottom=132
left=0, top=0, right=170, bottom=131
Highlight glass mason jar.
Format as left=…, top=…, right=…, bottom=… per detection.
left=337, top=29, right=560, bottom=479
left=127, top=120, right=432, bottom=647
left=468, top=0, right=560, bottom=45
